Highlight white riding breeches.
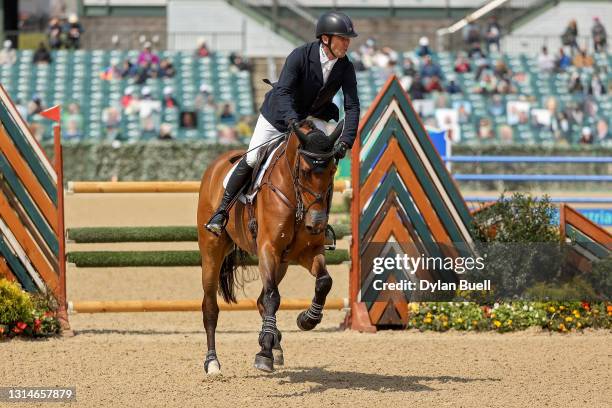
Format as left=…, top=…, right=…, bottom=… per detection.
left=245, top=114, right=328, bottom=167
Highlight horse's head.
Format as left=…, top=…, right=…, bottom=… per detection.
left=291, top=119, right=343, bottom=235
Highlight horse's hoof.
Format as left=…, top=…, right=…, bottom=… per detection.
left=204, top=359, right=221, bottom=375
left=254, top=353, right=274, bottom=372
left=297, top=311, right=320, bottom=331
left=272, top=346, right=284, bottom=366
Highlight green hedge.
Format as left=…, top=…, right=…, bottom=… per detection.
left=66, top=249, right=350, bottom=267
left=43, top=142, right=612, bottom=191
left=67, top=224, right=351, bottom=243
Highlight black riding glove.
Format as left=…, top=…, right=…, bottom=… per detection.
left=333, top=141, right=349, bottom=160
left=287, top=118, right=298, bottom=131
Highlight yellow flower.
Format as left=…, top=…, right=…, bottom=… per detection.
left=423, top=317, right=432, bottom=324
left=559, top=305, right=565, bottom=311
left=572, top=310, right=580, bottom=318
left=565, top=316, right=573, bottom=322
left=577, top=322, right=582, bottom=328
left=548, top=306, right=556, bottom=313
left=493, top=320, right=501, bottom=328
left=558, top=323, right=567, bottom=331
left=410, top=303, right=420, bottom=313
left=472, top=320, right=478, bottom=326
left=506, top=319, right=513, bottom=325
left=426, top=312, right=432, bottom=318
left=491, top=313, right=496, bottom=318
left=456, top=318, right=464, bottom=324
left=443, top=321, right=448, bottom=327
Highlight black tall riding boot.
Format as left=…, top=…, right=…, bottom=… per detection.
left=205, top=158, right=253, bottom=236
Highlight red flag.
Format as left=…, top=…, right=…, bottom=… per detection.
left=40, top=105, right=61, bottom=122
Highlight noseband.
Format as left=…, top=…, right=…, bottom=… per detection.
left=292, top=148, right=335, bottom=222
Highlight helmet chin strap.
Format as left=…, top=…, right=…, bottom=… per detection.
left=321, top=35, right=337, bottom=59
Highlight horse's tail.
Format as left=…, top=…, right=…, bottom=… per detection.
left=218, top=245, right=250, bottom=304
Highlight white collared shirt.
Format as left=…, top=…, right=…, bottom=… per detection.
left=319, top=44, right=338, bottom=84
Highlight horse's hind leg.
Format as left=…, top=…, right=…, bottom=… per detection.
left=257, top=262, right=287, bottom=366
left=297, top=253, right=332, bottom=331
left=199, top=234, right=231, bottom=375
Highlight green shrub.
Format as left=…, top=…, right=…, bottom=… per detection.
left=0, top=278, right=34, bottom=325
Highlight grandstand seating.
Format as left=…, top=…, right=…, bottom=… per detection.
left=1, top=49, right=254, bottom=141
left=1, top=49, right=609, bottom=145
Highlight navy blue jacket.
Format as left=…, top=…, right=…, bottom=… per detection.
left=260, top=41, right=360, bottom=147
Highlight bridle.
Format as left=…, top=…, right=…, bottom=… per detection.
left=260, top=132, right=336, bottom=224
left=291, top=148, right=336, bottom=223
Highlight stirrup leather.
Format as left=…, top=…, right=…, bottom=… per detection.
left=324, top=224, right=336, bottom=251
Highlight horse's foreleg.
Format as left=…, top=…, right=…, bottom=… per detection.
left=297, top=253, right=332, bottom=331
left=254, top=247, right=283, bottom=372
left=256, top=261, right=288, bottom=366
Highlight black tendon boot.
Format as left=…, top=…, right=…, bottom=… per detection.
left=205, top=158, right=253, bottom=236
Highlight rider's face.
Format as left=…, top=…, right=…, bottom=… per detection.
left=323, top=35, right=351, bottom=59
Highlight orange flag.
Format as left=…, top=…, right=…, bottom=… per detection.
left=40, top=105, right=61, bottom=122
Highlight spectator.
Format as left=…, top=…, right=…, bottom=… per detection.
left=568, top=72, right=584, bottom=93
left=65, top=14, right=84, bottom=49
left=468, top=41, right=485, bottom=59
left=588, top=73, right=606, bottom=97
left=121, top=86, right=135, bottom=109
left=47, top=18, right=63, bottom=49
left=27, top=95, right=44, bottom=116
left=120, top=59, right=137, bottom=78
left=420, top=55, right=442, bottom=79
left=100, top=59, right=121, bottom=80
left=102, top=106, right=122, bottom=141
left=474, top=56, right=491, bottom=80
left=484, top=16, right=501, bottom=53
left=425, top=75, right=443, bottom=93
left=0, top=40, right=16, bottom=66
left=463, top=19, right=481, bottom=46
left=498, top=125, right=514, bottom=144
left=591, top=17, right=607, bottom=53
left=408, top=74, right=426, bottom=100
left=572, top=48, right=594, bottom=68
left=579, top=126, right=593, bottom=144
left=229, top=52, right=252, bottom=72
left=496, top=77, right=516, bottom=94
left=157, top=58, right=176, bottom=78
left=217, top=125, right=238, bottom=145
left=158, top=123, right=174, bottom=140
left=551, top=111, right=572, bottom=143
left=235, top=115, right=253, bottom=140
left=478, top=117, right=494, bottom=140
left=162, top=86, right=179, bottom=109
left=445, top=76, right=461, bottom=94
left=137, top=42, right=159, bottom=66
left=32, top=42, right=52, bottom=65
left=218, top=102, right=237, bottom=126
left=537, top=46, right=555, bottom=73
left=488, top=95, right=505, bottom=116
left=196, top=38, right=211, bottom=58
left=416, top=36, right=432, bottom=57
left=595, top=119, right=611, bottom=143
left=180, top=111, right=197, bottom=129
left=61, top=102, right=84, bottom=140
left=135, top=61, right=152, bottom=85
left=454, top=53, right=471, bottom=73
left=195, top=84, right=216, bottom=111
left=561, top=19, right=579, bottom=54
left=401, top=57, right=417, bottom=77
left=493, top=59, right=511, bottom=80
left=555, top=48, right=572, bottom=72
left=476, top=73, right=496, bottom=95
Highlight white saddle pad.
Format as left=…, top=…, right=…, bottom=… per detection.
left=223, top=143, right=283, bottom=203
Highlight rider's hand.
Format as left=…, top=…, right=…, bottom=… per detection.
left=333, top=141, right=349, bottom=160
left=287, top=118, right=299, bottom=131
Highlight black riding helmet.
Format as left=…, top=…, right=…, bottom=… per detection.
left=316, top=11, right=358, bottom=58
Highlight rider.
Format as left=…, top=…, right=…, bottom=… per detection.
left=205, top=11, right=361, bottom=238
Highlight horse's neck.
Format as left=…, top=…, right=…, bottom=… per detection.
left=268, top=133, right=298, bottom=189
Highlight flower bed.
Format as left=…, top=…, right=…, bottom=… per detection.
left=407, top=301, right=611, bottom=333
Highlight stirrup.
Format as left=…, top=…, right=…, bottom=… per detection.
left=204, top=210, right=229, bottom=236
left=324, top=225, right=336, bottom=251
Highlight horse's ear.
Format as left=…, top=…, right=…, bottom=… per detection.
left=292, top=122, right=309, bottom=145
left=328, top=119, right=344, bottom=145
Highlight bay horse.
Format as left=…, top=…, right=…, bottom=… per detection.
left=196, top=120, right=344, bottom=374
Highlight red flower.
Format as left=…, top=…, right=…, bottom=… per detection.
left=0, top=326, right=4, bottom=335
left=44, top=311, right=53, bottom=318
left=16, top=322, right=27, bottom=330
left=581, top=302, right=590, bottom=311
left=33, top=319, right=41, bottom=332
left=12, top=326, right=22, bottom=334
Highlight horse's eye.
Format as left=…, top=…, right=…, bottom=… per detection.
left=301, top=168, right=310, bottom=178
